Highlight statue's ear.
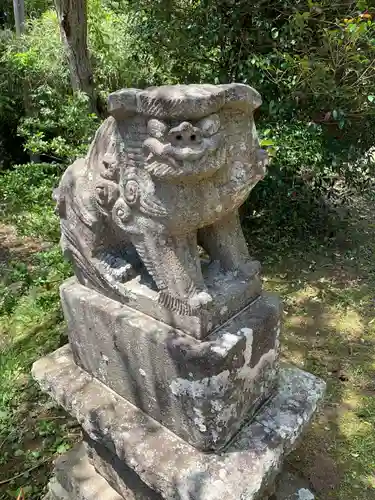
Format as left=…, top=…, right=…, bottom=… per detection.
left=86, top=116, right=120, bottom=167
left=221, top=83, right=262, bottom=114
left=107, top=89, right=139, bottom=120
left=196, top=114, right=220, bottom=137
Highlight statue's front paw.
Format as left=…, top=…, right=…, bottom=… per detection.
left=110, top=262, right=135, bottom=282
left=100, top=253, right=136, bottom=282
left=188, top=290, right=213, bottom=309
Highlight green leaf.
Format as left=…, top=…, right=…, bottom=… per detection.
left=0, top=410, right=9, bottom=421
left=266, top=147, right=277, bottom=158
left=56, top=442, right=70, bottom=454
left=261, top=139, right=275, bottom=147
left=356, top=0, right=367, bottom=10
left=368, top=95, right=375, bottom=102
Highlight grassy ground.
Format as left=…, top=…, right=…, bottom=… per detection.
left=256, top=202, right=375, bottom=499
left=0, top=164, right=374, bottom=499
left=0, top=164, right=79, bottom=499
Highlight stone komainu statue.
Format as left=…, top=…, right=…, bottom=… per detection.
left=54, top=84, right=268, bottom=314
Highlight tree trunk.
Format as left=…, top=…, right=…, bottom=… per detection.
left=54, top=0, right=100, bottom=116
left=12, top=0, right=25, bottom=35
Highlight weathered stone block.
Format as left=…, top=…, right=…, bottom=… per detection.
left=83, top=433, right=161, bottom=500
left=44, top=445, right=316, bottom=500
left=32, top=346, right=325, bottom=500
left=44, top=446, right=316, bottom=500
left=60, top=279, right=281, bottom=451
left=45, top=445, right=123, bottom=500
left=92, top=261, right=263, bottom=339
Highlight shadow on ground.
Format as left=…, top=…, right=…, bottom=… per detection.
left=247, top=198, right=375, bottom=499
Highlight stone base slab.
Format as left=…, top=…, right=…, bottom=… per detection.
left=43, top=444, right=315, bottom=500
left=33, top=346, right=325, bottom=500
left=43, top=446, right=122, bottom=500
left=84, top=433, right=161, bottom=499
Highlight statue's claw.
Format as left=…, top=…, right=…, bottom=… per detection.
left=188, top=290, right=213, bottom=309
left=99, top=253, right=136, bottom=282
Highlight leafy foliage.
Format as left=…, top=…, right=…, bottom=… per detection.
left=88, top=0, right=155, bottom=92
left=245, top=119, right=375, bottom=238
left=1, top=10, right=99, bottom=163
left=0, top=162, right=64, bottom=239
left=0, top=3, right=170, bottom=163
left=0, top=29, right=27, bottom=167
left=125, top=1, right=375, bottom=119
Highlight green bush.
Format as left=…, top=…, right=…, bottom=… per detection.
left=0, top=28, right=28, bottom=167
left=1, top=10, right=99, bottom=163
left=0, top=162, right=63, bottom=239
left=126, top=0, right=375, bottom=120
left=88, top=0, right=158, bottom=92
left=0, top=3, right=166, bottom=163
left=243, top=117, right=375, bottom=241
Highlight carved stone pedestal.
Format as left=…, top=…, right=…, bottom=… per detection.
left=34, top=82, right=325, bottom=500
left=35, top=346, right=324, bottom=500
left=60, top=279, right=281, bottom=451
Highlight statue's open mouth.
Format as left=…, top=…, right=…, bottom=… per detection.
left=143, top=133, right=222, bottom=179
left=141, top=115, right=223, bottom=179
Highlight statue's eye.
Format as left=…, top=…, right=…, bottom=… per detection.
left=147, top=119, right=168, bottom=139
left=196, top=114, right=220, bottom=137
left=176, top=134, right=183, bottom=141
